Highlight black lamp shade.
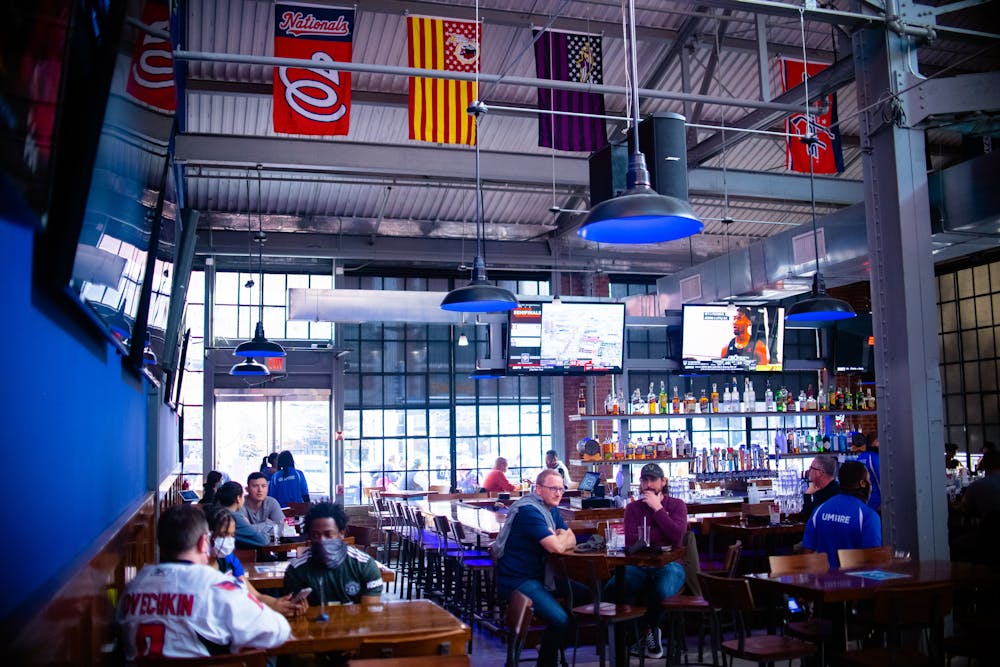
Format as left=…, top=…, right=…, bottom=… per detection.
left=441, top=256, right=517, bottom=313
left=234, top=321, right=286, bottom=358
left=785, top=275, right=857, bottom=322
left=229, top=358, right=270, bottom=376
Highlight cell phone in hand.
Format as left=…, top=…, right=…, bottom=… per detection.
left=290, top=587, right=313, bottom=604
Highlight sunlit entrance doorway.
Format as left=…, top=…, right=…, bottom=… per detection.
left=214, top=388, right=331, bottom=498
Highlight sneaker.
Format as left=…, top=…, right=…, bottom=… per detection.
left=644, top=627, right=664, bottom=659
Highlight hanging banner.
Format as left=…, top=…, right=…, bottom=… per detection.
left=533, top=29, right=607, bottom=152
left=781, top=57, right=844, bottom=174
left=125, top=1, right=176, bottom=112
left=407, top=15, right=480, bottom=145
left=273, top=2, right=353, bottom=135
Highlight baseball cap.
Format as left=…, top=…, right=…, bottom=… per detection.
left=639, top=463, right=665, bottom=479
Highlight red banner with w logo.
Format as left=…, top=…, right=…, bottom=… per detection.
left=125, top=1, right=175, bottom=112
left=273, top=3, right=353, bottom=135
left=781, top=58, right=844, bottom=174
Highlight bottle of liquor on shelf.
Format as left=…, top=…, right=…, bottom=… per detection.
left=659, top=381, right=669, bottom=415
left=818, top=383, right=828, bottom=411
left=604, top=391, right=614, bottom=415
left=865, top=387, right=876, bottom=410
left=631, top=388, right=645, bottom=414
left=765, top=381, right=775, bottom=411
left=836, top=386, right=846, bottom=410
left=610, top=390, right=620, bottom=415
left=711, top=383, right=720, bottom=413
left=672, top=386, right=681, bottom=414
left=786, top=388, right=796, bottom=412
left=845, top=385, right=855, bottom=410
left=745, top=378, right=755, bottom=412
left=855, top=385, right=865, bottom=412
left=617, top=388, right=625, bottom=413
left=645, top=436, right=657, bottom=460
left=721, top=384, right=731, bottom=413
left=731, top=378, right=741, bottom=412
left=648, top=382, right=658, bottom=414
left=776, top=386, right=786, bottom=412
left=805, top=386, right=817, bottom=412
left=663, top=432, right=673, bottom=458
left=829, top=385, right=838, bottom=411
left=698, top=389, right=709, bottom=414
left=684, top=391, right=696, bottom=414
left=578, top=387, right=587, bottom=415
left=656, top=434, right=668, bottom=459
left=798, top=389, right=808, bottom=412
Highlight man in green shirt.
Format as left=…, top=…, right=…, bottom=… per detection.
left=283, top=502, right=383, bottom=606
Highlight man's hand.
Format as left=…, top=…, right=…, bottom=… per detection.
left=641, top=489, right=664, bottom=512
left=554, top=527, right=577, bottom=552
left=273, top=593, right=308, bottom=617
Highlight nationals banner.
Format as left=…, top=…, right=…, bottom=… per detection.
left=273, top=3, right=354, bottom=135
left=781, top=57, right=844, bottom=174
left=407, top=15, right=480, bottom=145
left=533, top=30, right=607, bottom=152
left=126, top=1, right=175, bottom=112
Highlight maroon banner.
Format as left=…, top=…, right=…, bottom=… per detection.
left=781, top=57, right=843, bottom=175
left=273, top=3, right=354, bottom=136
left=125, top=1, right=175, bottom=112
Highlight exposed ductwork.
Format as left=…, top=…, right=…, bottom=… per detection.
left=656, top=150, right=1000, bottom=309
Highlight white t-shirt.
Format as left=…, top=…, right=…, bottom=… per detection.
left=117, top=561, right=290, bottom=660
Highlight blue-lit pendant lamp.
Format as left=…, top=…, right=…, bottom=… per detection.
left=577, top=2, right=702, bottom=244
left=441, top=101, right=517, bottom=313
left=232, top=167, right=285, bottom=375
left=142, top=333, right=158, bottom=365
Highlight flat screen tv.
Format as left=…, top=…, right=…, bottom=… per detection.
left=681, top=304, right=785, bottom=372
left=833, top=313, right=873, bottom=373
left=506, top=301, right=625, bottom=375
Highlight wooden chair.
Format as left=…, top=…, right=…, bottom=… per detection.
left=349, top=656, right=470, bottom=667
left=356, top=627, right=470, bottom=659
left=837, top=546, right=893, bottom=569
left=698, top=572, right=816, bottom=667
left=505, top=589, right=534, bottom=666
left=841, top=582, right=954, bottom=667
left=552, top=553, right=647, bottom=667
left=768, top=552, right=829, bottom=576
left=136, top=650, right=267, bottom=667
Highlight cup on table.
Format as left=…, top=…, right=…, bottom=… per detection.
left=893, top=550, right=911, bottom=562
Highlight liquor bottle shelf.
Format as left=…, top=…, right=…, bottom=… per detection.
left=569, top=458, right=696, bottom=467
left=570, top=410, right=873, bottom=421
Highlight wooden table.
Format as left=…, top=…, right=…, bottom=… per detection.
left=269, top=599, right=470, bottom=655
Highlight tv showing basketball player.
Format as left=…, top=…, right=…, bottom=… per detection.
left=681, top=304, right=784, bottom=372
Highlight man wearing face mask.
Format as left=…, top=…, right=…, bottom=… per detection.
left=284, top=502, right=383, bottom=605
left=802, top=460, right=883, bottom=568
left=117, top=504, right=290, bottom=660
left=613, top=463, right=687, bottom=659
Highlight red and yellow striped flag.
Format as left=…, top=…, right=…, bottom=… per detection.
left=407, top=15, right=480, bottom=145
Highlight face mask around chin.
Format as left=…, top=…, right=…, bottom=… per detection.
left=212, top=536, right=236, bottom=558
left=315, top=537, right=348, bottom=569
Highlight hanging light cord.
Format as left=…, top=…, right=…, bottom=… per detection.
left=474, top=113, right=484, bottom=260
left=799, top=7, right=822, bottom=277
left=627, top=0, right=641, bottom=154
left=257, top=166, right=265, bottom=324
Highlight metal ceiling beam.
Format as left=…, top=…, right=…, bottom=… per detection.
left=196, top=230, right=696, bottom=275
left=175, top=133, right=863, bottom=205
left=687, top=55, right=856, bottom=165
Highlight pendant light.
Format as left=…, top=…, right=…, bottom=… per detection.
left=233, top=167, right=286, bottom=359
left=785, top=15, right=855, bottom=323
left=577, top=0, right=702, bottom=244
left=439, top=64, right=517, bottom=311
left=230, top=358, right=269, bottom=376
left=142, top=333, right=157, bottom=365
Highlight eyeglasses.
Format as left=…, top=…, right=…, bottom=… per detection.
left=536, top=484, right=565, bottom=493
left=809, top=466, right=823, bottom=472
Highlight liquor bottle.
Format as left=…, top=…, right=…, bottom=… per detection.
left=672, top=387, right=681, bottom=414
left=648, top=382, right=658, bottom=414
left=731, top=378, right=741, bottom=412
left=684, top=391, right=696, bottom=414
left=818, top=383, right=828, bottom=411
left=604, top=391, right=614, bottom=415
left=578, top=387, right=586, bottom=415
left=865, top=387, right=876, bottom=410
left=776, top=386, right=785, bottom=412
left=657, top=434, right=668, bottom=459
left=829, top=385, right=838, bottom=411
left=845, top=386, right=854, bottom=411
left=806, top=387, right=817, bottom=412
left=856, top=385, right=865, bottom=412
left=745, top=378, right=756, bottom=411
left=664, top=432, right=673, bottom=458
left=721, top=385, right=731, bottom=413
left=631, top=388, right=645, bottom=414
left=765, top=381, right=775, bottom=411
left=836, top=386, right=845, bottom=410
left=711, top=383, right=720, bottom=413
left=798, top=390, right=808, bottom=412
left=659, top=381, right=669, bottom=415
left=698, top=389, right=709, bottom=414
left=610, top=390, right=620, bottom=415
left=617, top=388, right=625, bottom=413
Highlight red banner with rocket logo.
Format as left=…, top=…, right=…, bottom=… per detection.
left=781, top=57, right=843, bottom=174
left=125, top=1, right=175, bottom=112
left=273, top=3, right=353, bottom=136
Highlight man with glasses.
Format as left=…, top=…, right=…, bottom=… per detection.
left=118, top=504, right=290, bottom=660
left=800, top=455, right=840, bottom=520
left=495, top=469, right=579, bottom=666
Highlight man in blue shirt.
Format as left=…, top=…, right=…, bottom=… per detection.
left=496, top=469, right=578, bottom=666
left=802, top=461, right=882, bottom=568
left=215, top=481, right=269, bottom=548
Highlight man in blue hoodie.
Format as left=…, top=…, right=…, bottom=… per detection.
left=802, top=461, right=882, bottom=568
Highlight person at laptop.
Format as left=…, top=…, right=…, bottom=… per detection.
left=801, top=460, right=882, bottom=568
left=117, top=504, right=290, bottom=660
left=611, top=463, right=687, bottom=659
left=483, top=457, right=517, bottom=493
left=215, top=481, right=269, bottom=548
left=239, top=472, right=286, bottom=539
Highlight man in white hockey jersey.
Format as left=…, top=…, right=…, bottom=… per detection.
left=118, top=504, right=290, bottom=660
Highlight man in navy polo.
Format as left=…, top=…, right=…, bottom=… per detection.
left=802, top=460, right=882, bottom=568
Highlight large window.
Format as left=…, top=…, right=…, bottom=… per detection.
left=938, top=256, right=1000, bottom=459
left=180, top=270, right=205, bottom=477
left=213, top=271, right=334, bottom=342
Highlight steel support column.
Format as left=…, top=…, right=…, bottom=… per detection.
left=853, top=11, right=948, bottom=559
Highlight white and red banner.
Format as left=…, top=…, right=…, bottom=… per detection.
left=781, top=57, right=843, bottom=174
left=125, top=1, right=175, bottom=112
left=273, top=3, right=353, bottom=135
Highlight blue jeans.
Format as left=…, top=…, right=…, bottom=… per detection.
left=504, top=578, right=584, bottom=666
left=607, top=561, right=685, bottom=628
